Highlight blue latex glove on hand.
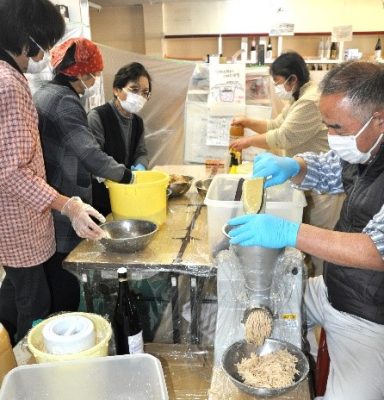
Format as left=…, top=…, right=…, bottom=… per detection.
left=228, top=214, right=300, bottom=248
left=131, top=163, right=146, bottom=171
left=253, top=152, right=300, bottom=188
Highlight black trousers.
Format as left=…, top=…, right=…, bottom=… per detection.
left=43, top=252, right=80, bottom=315
left=0, top=253, right=80, bottom=346
left=0, top=264, right=50, bottom=346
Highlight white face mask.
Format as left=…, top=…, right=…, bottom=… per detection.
left=327, top=116, right=383, bottom=164
left=27, top=52, right=50, bottom=74
left=274, top=77, right=294, bottom=101
left=119, top=90, right=147, bottom=114
left=80, top=75, right=99, bottom=99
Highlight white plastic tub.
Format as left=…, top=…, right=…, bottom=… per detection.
left=204, top=174, right=307, bottom=256
left=0, top=354, right=168, bottom=400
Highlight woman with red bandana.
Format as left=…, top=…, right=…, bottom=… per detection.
left=33, top=37, right=136, bottom=314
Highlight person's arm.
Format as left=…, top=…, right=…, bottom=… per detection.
left=230, top=133, right=269, bottom=151
left=132, top=118, right=149, bottom=168
left=266, top=98, right=325, bottom=153
left=231, top=115, right=268, bottom=133
left=229, top=214, right=384, bottom=271
left=57, top=96, right=133, bottom=183
left=297, top=224, right=384, bottom=270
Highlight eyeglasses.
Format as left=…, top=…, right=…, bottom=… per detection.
left=123, top=86, right=151, bottom=100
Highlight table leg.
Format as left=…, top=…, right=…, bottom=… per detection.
left=171, top=274, right=180, bottom=343
left=81, top=272, right=94, bottom=313
left=190, top=276, right=200, bottom=344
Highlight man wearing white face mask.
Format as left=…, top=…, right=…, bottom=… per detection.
left=33, top=37, right=136, bottom=314
left=88, top=62, right=150, bottom=216
left=230, top=51, right=345, bottom=276
left=227, top=61, right=384, bottom=400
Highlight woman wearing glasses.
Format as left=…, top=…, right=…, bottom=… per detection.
left=33, top=38, right=136, bottom=313
left=88, top=63, right=151, bottom=216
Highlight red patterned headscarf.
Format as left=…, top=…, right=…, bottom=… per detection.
left=50, top=37, right=104, bottom=77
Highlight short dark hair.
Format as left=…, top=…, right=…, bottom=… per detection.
left=113, top=63, right=152, bottom=93
left=320, top=61, right=384, bottom=121
left=0, top=0, right=65, bottom=55
left=270, top=51, right=310, bottom=100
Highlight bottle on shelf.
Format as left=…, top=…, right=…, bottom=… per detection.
left=324, top=37, right=331, bottom=59
left=318, top=37, right=325, bottom=59
left=375, top=38, right=382, bottom=60
left=266, top=38, right=273, bottom=61
left=112, top=267, right=144, bottom=355
left=330, top=42, right=337, bottom=60
left=250, top=38, right=257, bottom=63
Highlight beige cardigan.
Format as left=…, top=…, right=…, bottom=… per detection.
left=266, top=81, right=329, bottom=157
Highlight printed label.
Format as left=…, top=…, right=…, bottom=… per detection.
left=281, top=313, right=297, bottom=320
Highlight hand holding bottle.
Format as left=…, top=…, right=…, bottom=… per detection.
left=228, top=213, right=300, bottom=248
left=253, top=152, right=300, bottom=188
left=231, top=115, right=249, bottom=129
left=61, top=196, right=106, bottom=240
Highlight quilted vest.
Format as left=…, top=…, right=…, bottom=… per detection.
left=324, top=145, right=384, bottom=323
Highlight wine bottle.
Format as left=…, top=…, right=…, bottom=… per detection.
left=250, top=39, right=257, bottom=63
left=330, top=42, right=337, bottom=60
left=266, top=38, right=273, bottom=61
left=318, top=37, right=325, bottom=59
left=325, top=37, right=331, bottom=59
left=375, top=38, right=381, bottom=60
left=112, top=267, right=144, bottom=355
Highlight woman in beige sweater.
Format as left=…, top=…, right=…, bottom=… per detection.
left=231, top=52, right=344, bottom=275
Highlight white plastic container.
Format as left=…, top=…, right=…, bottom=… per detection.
left=0, top=354, right=168, bottom=400
left=204, top=174, right=307, bottom=256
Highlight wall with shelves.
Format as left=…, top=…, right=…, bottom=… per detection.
left=89, top=1, right=384, bottom=61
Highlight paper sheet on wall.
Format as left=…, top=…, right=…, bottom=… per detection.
left=206, top=116, right=232, bottom=146
left=184, top=101, right=227, bottom=163
left=208, top=64, right=246, bottom=110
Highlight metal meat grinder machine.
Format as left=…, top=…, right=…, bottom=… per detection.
left=213, top=244, right=306, bottom=365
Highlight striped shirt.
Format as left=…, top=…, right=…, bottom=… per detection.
left=295, top=150, right=384, bottom=258
left=0, top=59, right=57, bottom=267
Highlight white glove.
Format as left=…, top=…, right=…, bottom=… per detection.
left=61, top=197, right=106, bottom=240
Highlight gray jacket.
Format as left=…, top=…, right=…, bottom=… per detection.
left=34, top=79, right=131, bottom=253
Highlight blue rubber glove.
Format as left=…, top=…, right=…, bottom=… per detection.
left=228, top=214, right=300, bottom=248
left=131, top=163, right=146, bottom=171
left=253, top=152, right=300, bottom=188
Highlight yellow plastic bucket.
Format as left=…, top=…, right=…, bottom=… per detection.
left=105, top=170, right=169, bottom=225
left=27, top=312, right=112, bottom=364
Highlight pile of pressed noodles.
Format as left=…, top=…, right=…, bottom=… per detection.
left=244, top=308, right=272, bottom=346
left=236, top=349, right=298, bottom=389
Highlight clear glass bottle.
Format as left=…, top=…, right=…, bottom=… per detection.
left=112, top=267, right=144, bottom=355
left=266, top=38, right=273, bottom=61
left=250, top=39, right=257, bottom=63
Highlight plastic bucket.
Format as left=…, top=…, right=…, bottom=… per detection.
left=27, top=312, right=112, bottom=364
left=105, top=171, right=169, bottom=226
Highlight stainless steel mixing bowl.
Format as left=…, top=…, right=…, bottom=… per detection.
left=168, top=174, right=194, bottom=197
left=100, top=219, right=158, bottom=253
left=195, top=178, right=212, bottom=199
left=222, top=339, right=309, bottom=397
